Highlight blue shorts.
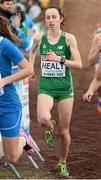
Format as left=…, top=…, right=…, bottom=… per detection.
left=0, top=111, right=22, bottom=137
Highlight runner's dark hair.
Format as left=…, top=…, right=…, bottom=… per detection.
left=44, top=5, right=65, bottom=25
left=0, top=0, right=13, bottom=3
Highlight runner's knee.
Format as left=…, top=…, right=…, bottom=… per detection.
left=59, top=128, right=70, bottom=139
left=37, top=113, right=51, bottom=127
left=5, top=152, right=18, bottom=164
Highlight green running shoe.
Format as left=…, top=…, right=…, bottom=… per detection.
left=45, top=130, right=54, bottom=148
left=57, top=162, right=69, bottom=177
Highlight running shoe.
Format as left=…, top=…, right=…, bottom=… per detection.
left=57, top=162, right=69, bottom=178
left=45, top=130, right=54, bottom=148
left=97, top=98, right=101, bottom=113
left=19, top=129, right=34, bottom=156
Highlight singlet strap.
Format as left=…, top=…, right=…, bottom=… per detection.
left=61, top=31, right=65, bottom=36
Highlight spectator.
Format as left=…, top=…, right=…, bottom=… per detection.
left=0, top=0, right=22, bottom=45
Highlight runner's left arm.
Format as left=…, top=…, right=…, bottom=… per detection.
left=0, top=58, right=33, bottom=88
left=46, top=33, right=82, bottom=70
left=64, top=33, right=82, bottom=69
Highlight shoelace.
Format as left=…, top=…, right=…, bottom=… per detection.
left=58, top=164, right=68, bottom=175
left=48, top=135, right=53, bottom=141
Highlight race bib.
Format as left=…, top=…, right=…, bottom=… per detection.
left=41, top=60, right=66, bottom=77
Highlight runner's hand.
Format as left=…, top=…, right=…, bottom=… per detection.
left=29, top=75, right=35, bottom=82
left=29, top=71, right=35, bottom=82
left=83, top=90, right=94, bottom=102
left=46, top=51, right=61, bottom=62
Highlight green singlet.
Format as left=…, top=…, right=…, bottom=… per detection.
left=38, top=31, right=74, bottom=101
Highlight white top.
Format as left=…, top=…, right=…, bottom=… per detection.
left=28, top=5, right=41, bottom=20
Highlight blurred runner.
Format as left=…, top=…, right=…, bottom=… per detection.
left=0, top=36, right=34, bottom=164
left=95, top=22, right=101, bottom=112
left=83, top=28, right=101, bottom=103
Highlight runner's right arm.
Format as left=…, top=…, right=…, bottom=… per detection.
left=29, top=32, right=42, bottom=66
left=29, top=32, right=42, bottom=80
left=83, top=77, right=101, bottom=102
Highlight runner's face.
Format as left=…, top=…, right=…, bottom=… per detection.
left=1, top=1, right=13, bottom=12
left=45, top=8, right=62, bottom=30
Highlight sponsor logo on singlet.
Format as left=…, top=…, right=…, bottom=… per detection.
left=42, top=44, right=47, bottom=49
left=57, top=45, right=64, bottom=50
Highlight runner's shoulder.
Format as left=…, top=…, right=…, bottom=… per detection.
left=65, top=32, right=77, bottom=46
